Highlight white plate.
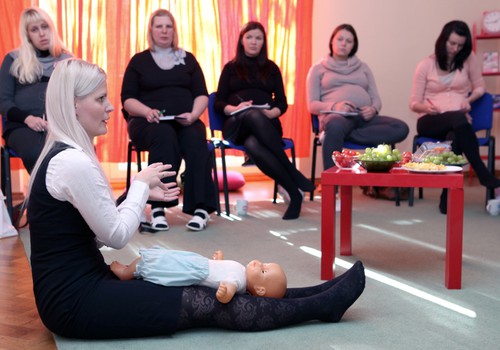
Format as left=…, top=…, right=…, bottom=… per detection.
left=403, top=165, right=463, bottom=173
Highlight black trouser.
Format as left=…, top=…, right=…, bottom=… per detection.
left=128, top=118, right=216, bottom=214
left=4, top=127, right=46, bottom=173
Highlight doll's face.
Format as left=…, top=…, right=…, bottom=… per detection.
left=28, top=20, right=51, bottom=51
left=246, top=260, right=286, bottom=298
left=242, top=28, right=264, bottom=57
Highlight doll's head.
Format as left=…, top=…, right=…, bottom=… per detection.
left=246, top=260, right=287, bottom=298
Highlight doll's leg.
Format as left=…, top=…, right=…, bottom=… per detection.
left=176, top=261, right=365, bottom=331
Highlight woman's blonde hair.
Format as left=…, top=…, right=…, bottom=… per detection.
left=27, top=59, right=109, bottom=198
left=147, top=9, right=179, bottom=51
left=10, top=7, right=67, bottom=84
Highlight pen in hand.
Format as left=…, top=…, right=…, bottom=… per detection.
left=425, top=98, right=439, bottom=113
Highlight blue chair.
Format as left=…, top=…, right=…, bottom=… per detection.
left=411, top=92, right=496, bottom=203
left=208, top=92, right=296, bottom=216
left=309, top=114, right=402, bottom=204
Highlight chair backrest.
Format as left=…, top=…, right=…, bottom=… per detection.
left=311, top=114, right=320, bottom=135
left=208, top=92, right=225, bottom=136
left=470, top=92, right=494, bottom=132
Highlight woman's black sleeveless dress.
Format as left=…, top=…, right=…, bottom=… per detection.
left=27, top=142, right=183, bottom=339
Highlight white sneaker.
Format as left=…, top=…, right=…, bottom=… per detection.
left=486, top=199, right=500, bottom=216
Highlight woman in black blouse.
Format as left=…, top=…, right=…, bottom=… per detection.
left=214, top=21, right=314, bottom=220
left=121, top=9, right=216, bottom=232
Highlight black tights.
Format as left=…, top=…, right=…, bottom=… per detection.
left=176, top=261, right=365, bottom=332
left=418, top=112, right=500, bottom=188
left=228, top=110, right=314, bottom=219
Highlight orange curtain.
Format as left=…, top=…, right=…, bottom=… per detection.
left=0, top=0, right=313, bottom=162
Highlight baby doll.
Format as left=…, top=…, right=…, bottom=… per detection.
left=110, top=246, right=287, bottom=303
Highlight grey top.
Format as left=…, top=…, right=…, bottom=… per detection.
left=0, top=49, right=71, bottom=136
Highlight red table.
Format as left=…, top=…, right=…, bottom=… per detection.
left=321, top=167, right=464, bottom=289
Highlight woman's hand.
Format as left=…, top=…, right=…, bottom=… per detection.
left=460, top=101, right=471, bottom=113
left=262, top=107, right=280, bottom=119
left=237, top=100, right=253, bottom=109
left=175, top=112, right=196, bottom=126
left=148, top=181, right=180, bottom=202
left=24, top=115, right=48, bottom=132
left=144, top=108, right=163, bottom=123
left=359, top=106, right=377, bottom=121
left=423, top=100, right=440, bottom=115
left=224, top=100, right=253, bottom=115
left=134, top=163, right=175, bottom=189
left=333, top=100, right=356, bottom=112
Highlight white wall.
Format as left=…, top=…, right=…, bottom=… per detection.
left=310, top=0, right=500, bottom=172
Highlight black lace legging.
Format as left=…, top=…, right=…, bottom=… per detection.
left=176, top=261, right=365, bottom=331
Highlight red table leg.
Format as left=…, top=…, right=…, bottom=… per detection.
left=321, top=184, right=335, bottom=280
left=445, top=187, right=464, bottom=289
left=340, top=185, right=353, bottom=255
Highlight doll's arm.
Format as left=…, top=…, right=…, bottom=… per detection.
left=216, top=281, right=237, bottom=303
left=212, top=250, right=224, bottom=260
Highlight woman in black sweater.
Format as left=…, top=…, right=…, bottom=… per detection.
left=214, top=21, right=314, bottom=220
left=121, top=9, right=216, bottom=231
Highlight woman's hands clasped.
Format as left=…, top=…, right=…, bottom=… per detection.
left=134, top=163, right=180, bottom=202
left=335, top=101, right=376, bottom=121
left=144, top=107, right=196, bottom=126
left=25, top=115, right=48, bottom=132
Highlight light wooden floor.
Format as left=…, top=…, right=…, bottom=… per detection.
left=0, top=235, right=56, bottom=350
left=0, top=179, right=279, bottom=349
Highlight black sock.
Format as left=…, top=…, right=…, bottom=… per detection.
left=284, top=261, right=360, bottom=298
left=282, top=193, right=303, bottom=220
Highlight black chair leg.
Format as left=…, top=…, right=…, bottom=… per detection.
left=273, top=182, right=278, bottom=203
left=1, top=148, right=13, bottom=221
left=219, top=145, right=231, bottom=216
left=310, top=139, right=318, bottom=201
left=126, top=142, right=133, bottom=191
left=486, top=138, right=496, bottom=202
left=211, top=146, right=221, bottom=215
